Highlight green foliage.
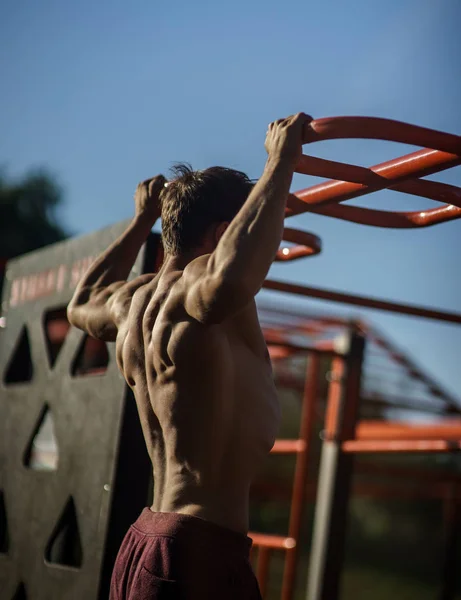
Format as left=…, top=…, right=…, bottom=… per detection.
left=0, top=168, right=70, bottom=260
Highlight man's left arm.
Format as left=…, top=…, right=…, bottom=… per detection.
left=67, top=175, right=165, bottom=341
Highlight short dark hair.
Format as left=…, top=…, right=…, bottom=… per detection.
left=160, top=163, right=253, bottom=255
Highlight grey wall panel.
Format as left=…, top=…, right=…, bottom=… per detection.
left=0, top=222, right=160, bottom=599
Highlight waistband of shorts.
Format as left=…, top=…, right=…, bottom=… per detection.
left=132, top=508, right=253, bottom=558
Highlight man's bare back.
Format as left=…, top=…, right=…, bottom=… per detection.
left=67, top=113, right=311, bottom=597
left=115, top=258, right=280, bottom=533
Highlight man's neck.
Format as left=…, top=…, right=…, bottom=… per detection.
left=162, top=249, right=208, bottom=272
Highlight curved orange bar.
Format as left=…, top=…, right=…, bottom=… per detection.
left=302, top=116, right=461, bottom=153
left=275, top=228, right=322, bottom=261
left=307, top=202, right=461, bottom=229
left=289, top=116, right=461, bottom=228
left=293, top=150, right=461, bottom=208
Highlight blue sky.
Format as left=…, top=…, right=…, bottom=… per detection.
left=1, top=0, right=460, bottom=399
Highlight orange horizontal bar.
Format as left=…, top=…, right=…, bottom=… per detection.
left=267, top=344, right=297, bottom=361
left=249, top=532, right=297, bottom=549
left=271, top=439, right=306, bottom=454
left=263, top=279, right=461, bottom=325
left=342, top=440, right=461, bottom=453
left=356, top=420, right=461, bottom=441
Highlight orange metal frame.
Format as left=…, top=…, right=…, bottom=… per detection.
left=250, top=305, right=461, bottom=599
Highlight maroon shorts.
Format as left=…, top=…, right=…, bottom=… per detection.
left=110, top=509, right=262, bottom=600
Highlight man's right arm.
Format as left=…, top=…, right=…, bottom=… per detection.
left=185, top=113, right=311, bottom=324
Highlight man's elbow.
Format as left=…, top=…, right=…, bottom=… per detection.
left=66, top=285, right=96, bottom=328
left=66, top=303, right=83, bottom=329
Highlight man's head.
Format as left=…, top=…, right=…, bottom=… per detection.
left=160, top=163, right=253, bottom=256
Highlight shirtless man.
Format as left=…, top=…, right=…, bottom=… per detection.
left=67, top=113, right=311, bottom=599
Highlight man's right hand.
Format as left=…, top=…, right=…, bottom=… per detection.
left=265, top=113, right=312, bottom=166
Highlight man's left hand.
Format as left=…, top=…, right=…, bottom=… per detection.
left=134, top=175, right=167, bottom=221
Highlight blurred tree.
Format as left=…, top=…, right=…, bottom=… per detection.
left=0, top=168, right=70, bottom=295
left=0, top=168, right=69, bottom=257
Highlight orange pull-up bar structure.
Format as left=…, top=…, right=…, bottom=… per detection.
left=277, top=116, right=461, bottom=261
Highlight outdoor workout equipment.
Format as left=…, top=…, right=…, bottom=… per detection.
left=277, top=116, right=461, bottom=261
left=249, top=289, right=461, bottom=600
left=0, top=115, right=460, bottom=600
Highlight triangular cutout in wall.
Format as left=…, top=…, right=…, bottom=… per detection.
left=3, top=326, right=33, bottom=385
left=23, top=404, right=59, bottom=471
left=71, top=334, right=109, bottom=376
left=43, top=307, right=71, bottom=368
left=45, top=496, right=83, bottom=568
left=11, top=582, right=27, bottom=600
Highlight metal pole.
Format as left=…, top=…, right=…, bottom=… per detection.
left=263, top=279, right=461, bottom=326
left=305, top=328, right=365, bottom=600
left=440, top=484, right=461, bottom=600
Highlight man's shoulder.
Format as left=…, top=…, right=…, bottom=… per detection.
left=182, top=254, right=211, bottom=282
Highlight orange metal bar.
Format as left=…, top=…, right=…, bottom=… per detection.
left=263, top=279, right=461, bottom=326
left=302, top=116, right=461, bottom=152
left=249, top=353, right=324, bottom=599
left=342, top=439, right=461, bottom=453
left=294, top=197, right=461, bottom=229
left=355, top=420, right=461, bottom=441
left=267, top=344, right=299, bottom=361
left=282, top=354, right=321, bottom=600
left=271, top=439, right=306, bottom=454
left=290, top=149, right=461, bottom=218
left=250, top=533, right=297, bottom=549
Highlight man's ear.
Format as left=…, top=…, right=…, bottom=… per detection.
left=215, top=222, right=229, bottom=243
